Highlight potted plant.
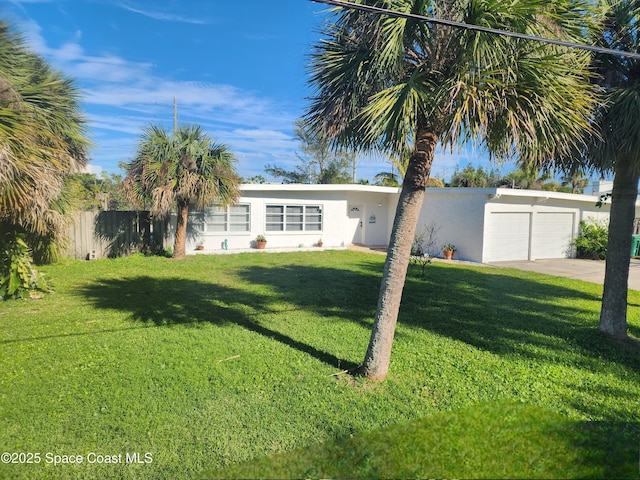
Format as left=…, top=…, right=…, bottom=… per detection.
left=256, top=234, right=267, bottom=250
left=196, top=241, right=205, bottom=251
left=317, top=238, right=324, bottom=248
left=443, top=243, right=456, bottom=260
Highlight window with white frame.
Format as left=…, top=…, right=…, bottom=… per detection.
left=265, top=205, right=322, bottom=232
left=190, top=205, right=250, bottom=233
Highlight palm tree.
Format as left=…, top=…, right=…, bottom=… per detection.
left=373, top=171, right=402, bottom=187
left=561, top=166, right=590, bottom=194
left=373, top=150, right=410, bottom=187
left=307, top=0, right=597, bottom=380
left=585, top=0, right=640, bottom=339
left=123, top=124, right=240, bottom=259
left=0, top=21, right=90, bottom=260
left=499, top=166, right=552, bottom=190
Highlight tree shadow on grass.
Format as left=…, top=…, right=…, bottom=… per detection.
left=78, top=275, right=360, bottom=371
left=203, top=401, right=639, bottom=479
left=568, top=420, right=640, bottom=478
left=399, top=264, right=639, bottom=366
left=236, top=259, right=640, bottom=377
left=235, top=263, right=381, bottom=331
left=244, top=259, right=614, bottom=352
left=77, top=256, right=639, bottom=421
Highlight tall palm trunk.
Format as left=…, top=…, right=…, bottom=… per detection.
left=599, top=155, right=639, bottom=338
left=173, top=198, right=189, bottom=260
left=361, top=129, right=438, bottom=381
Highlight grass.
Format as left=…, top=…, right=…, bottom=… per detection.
left=0, top=250, right=639, bottom=479
left=207, top=401, right=638, bottom=479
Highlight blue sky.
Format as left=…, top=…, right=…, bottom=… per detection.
left=4, top=0, right=487, bottom=182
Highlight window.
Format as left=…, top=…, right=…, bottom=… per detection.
left=190, top=205, right=250, bottom=233
left=228, top=205, right=251, bottom=232
left=266, top=205, right=284, bottom=231
left=305, top=206, right=322, bottom=231
left=205, top=206, right=227, bottom=232
left=266, top=205, right=322, bottom=232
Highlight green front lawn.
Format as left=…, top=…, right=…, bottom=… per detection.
left=0, top=251, right=638, bottom=479
left=209, top=401, right=638, bottom=479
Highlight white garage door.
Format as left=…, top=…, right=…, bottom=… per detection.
left=485, top=212, right=531, bottom=262
left=532, top=212, right=574, bottom=259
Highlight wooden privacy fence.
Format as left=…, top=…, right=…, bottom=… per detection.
left=66, top=211, right=169, bottom=260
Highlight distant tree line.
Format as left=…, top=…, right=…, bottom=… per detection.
left=66, top=172, right=133, bottom=211
left=447, top=164, right=590, bottom=193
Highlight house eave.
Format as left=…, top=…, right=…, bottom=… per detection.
left=240, top=183, right=400, bottom=194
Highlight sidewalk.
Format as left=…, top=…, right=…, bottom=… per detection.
left=489, top=258, right=640, bottom=291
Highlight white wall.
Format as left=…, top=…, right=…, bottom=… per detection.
left=240, top=189, right=346, bottom=249
left=169, top=184, right=399, bottom=254
left=411, top=188, right=623, bottom=263
left=165, top=184, right=638, bottom=261
left=415, top=189, right=487, bottom=261
left=346, top=191, right=392, bottom=246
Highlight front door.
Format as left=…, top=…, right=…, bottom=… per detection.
left=348, top=205, right=364, bottom=244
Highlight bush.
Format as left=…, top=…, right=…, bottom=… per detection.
left=0, top=234, right=51, bottom=300
left=412, top=221, right=441, bottom=256
left=572, top=219, right=608, bottom=260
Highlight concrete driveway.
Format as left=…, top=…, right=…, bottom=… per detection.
left=348, top=245, right=640, bottom=291
left=490, top=258, right=640, bottom=291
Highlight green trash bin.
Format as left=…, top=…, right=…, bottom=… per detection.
left=631, top=236, right=640, bottom=257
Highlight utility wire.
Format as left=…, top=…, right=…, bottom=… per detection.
left=311, top=0, right=640, bottom=60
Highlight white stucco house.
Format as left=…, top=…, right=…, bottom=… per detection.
left=173, top=183, right=635, bottom=264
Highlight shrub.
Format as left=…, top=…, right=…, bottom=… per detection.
left=572, top=219, right=608, bottom=260
left=412, top=221, right=441, bottom=256
left=0, top=234, right=51, bottom=300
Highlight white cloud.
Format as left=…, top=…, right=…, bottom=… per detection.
left=54, top=40, right=83, bottom=61
left=115, top=1, right=209, bottom=24
left=8, top=14, right=317, bottom=176
left=226, top=129, right=297, bottom=167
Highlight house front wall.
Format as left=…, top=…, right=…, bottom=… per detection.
left=165, top=185, right=635, bottom=261
left=173, top=185, right=398, bottom=254
left=346, top=191, right=391, bottom=246
left=415, top=189, right=487, bottom=261
left=411, top=188, right=622, bottom=263
left=240, top=189, right=345, bottom=249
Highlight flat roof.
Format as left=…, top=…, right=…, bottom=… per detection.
left=238, top=184, right=625, bottom=205
left=240, top=183, right=400, bottom=194
left=424, top=187, right=610, bottom=204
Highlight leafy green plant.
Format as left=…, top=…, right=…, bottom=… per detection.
left=572, top=219, right=608, bottom=260
left=0, top=234, right=50, bottom=300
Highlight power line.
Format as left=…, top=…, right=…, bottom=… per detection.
left=311, top=0, right=640, bottom=60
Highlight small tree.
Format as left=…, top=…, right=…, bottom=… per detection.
left=123, top=124, right=240, bottom=259
left=266, top=120, right=353, bottom=184
left=450, top=164, right=501, bottom=188
left=66, top=172, right=132, bottom=211
left=412, top=221, right=441, bottom=257
left=561, top=166, right=590, bottom=194
left=499, top=167, right=552, bottom=190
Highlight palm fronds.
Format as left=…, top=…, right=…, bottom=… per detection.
left=0, top=20, right=90, bottom=263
